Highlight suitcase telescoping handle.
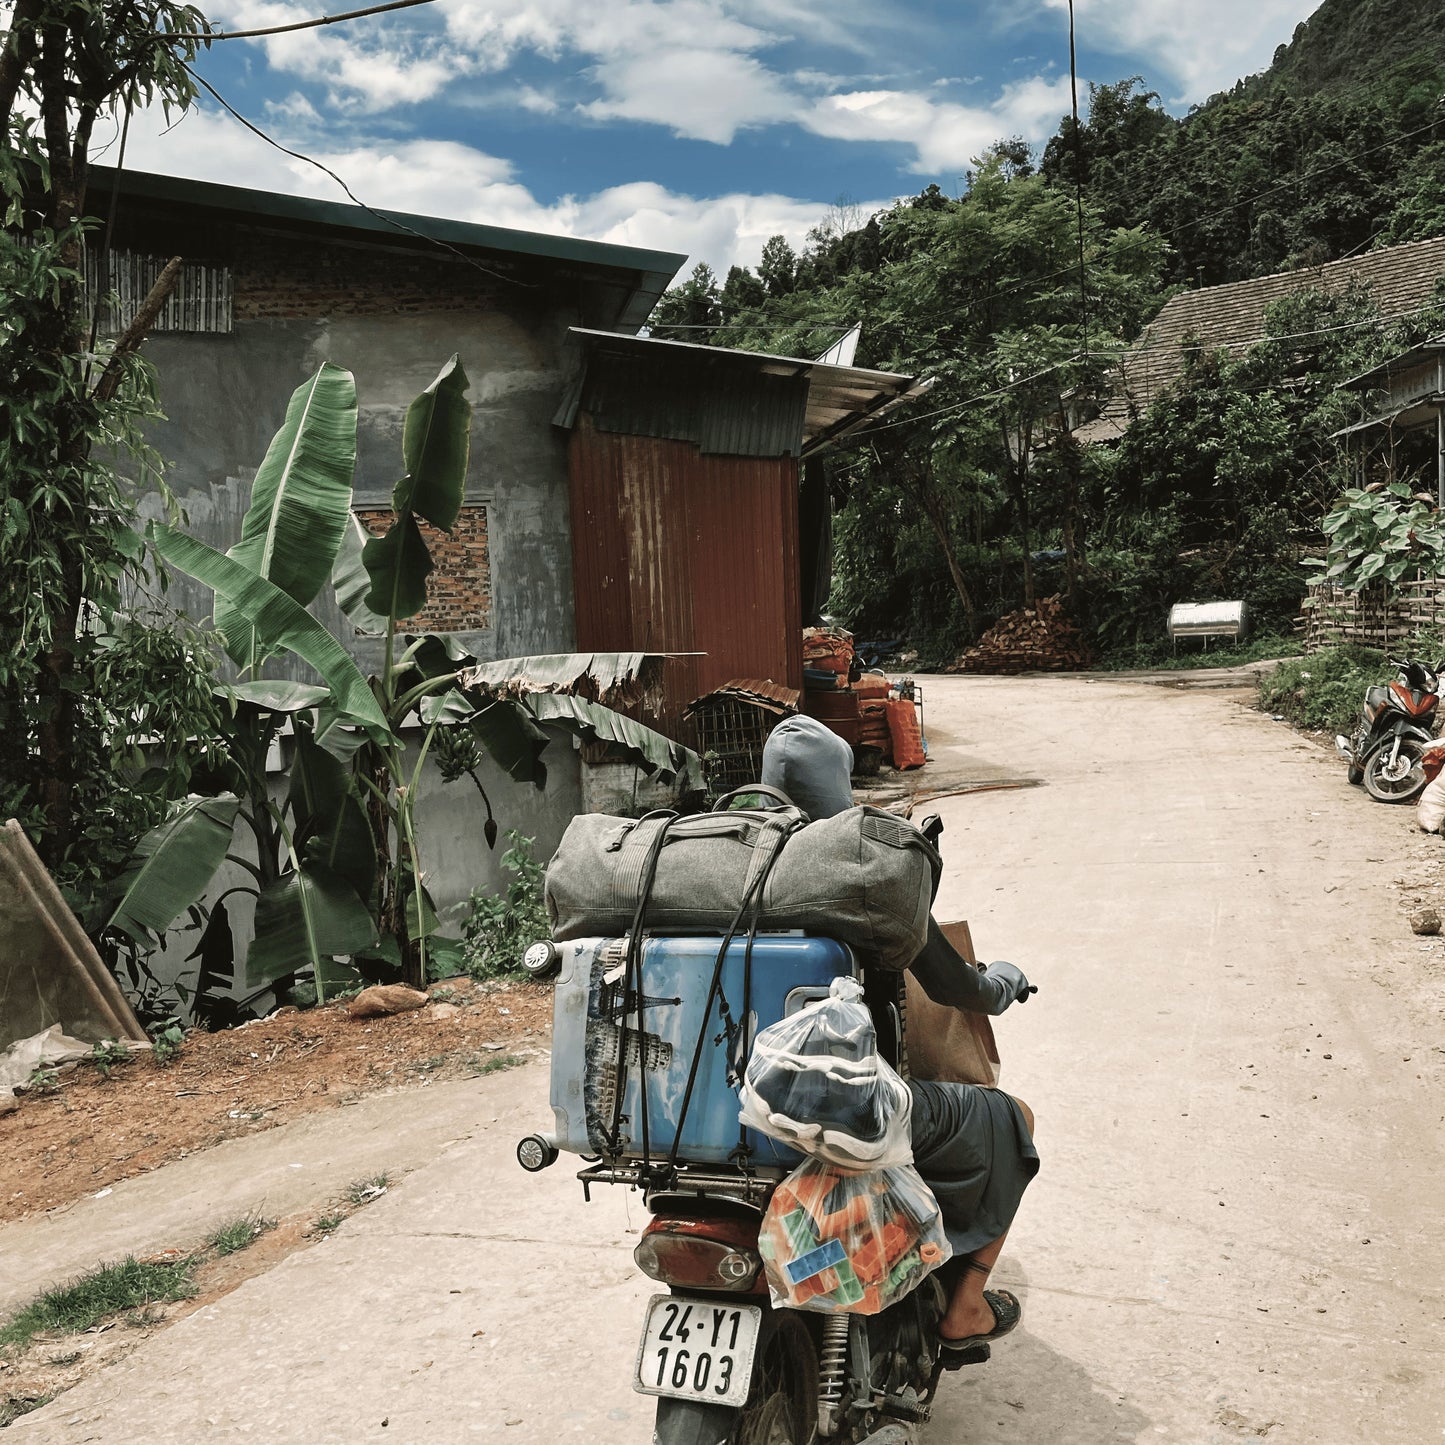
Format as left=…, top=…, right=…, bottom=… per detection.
left=711, top=784, right=798, bottom=814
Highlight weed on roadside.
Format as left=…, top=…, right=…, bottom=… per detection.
left=206, top=1212, right=276, bottom=1257
left=311, top=1211, right=346, bottom=1235
left=21, top=1065, right=60, bottom=1095
left=150, top=1022, right=186, bottom=1067
left=83, top=1041, right=132, bottom=1082
left=345, top=1174, right=389, bottom=1206
left=468, top=1053, right=522, bottom=1077
left=43, top=1351, right=82, bottom=1367
left=0, top=1257, right=198, bottom=1350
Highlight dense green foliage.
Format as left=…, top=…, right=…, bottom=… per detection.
left=0, top=0, right=218, bottom=905
left=1257, top=644, right=1390, bottom=732
left=649, top=1, right=1445, bottom=664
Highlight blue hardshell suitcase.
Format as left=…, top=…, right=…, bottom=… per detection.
left=549, top=934, right=858, bottom=1167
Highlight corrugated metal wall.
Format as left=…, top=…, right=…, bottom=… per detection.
left=569, top=415, right=803, bottom=741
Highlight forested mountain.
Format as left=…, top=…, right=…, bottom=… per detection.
left=652, top=0, right=1445, bottom=663
left=1242, top=0, right=1445, bottom=101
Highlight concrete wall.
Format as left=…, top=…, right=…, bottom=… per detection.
left=137, top=298, right=578, bottom=669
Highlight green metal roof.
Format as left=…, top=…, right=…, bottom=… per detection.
left=90, top=166, right=687, bottom=332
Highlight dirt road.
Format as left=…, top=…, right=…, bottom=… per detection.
left=11, top=674, right=1445, bottom=1443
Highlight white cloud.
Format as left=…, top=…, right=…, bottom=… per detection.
left=807, top=73, right=1075, bottom=172
left=119, top=103, right=869, bottom=277
left=1038, top=0, right=1317, bottom=100
left=209, top=0, right=462, bottom=109
left=582, top=47, right=798, bottom=143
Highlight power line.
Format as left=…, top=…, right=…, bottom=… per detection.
left=179, top=64, right=530, bottom=289
left=160, top=0, right=438, bottom=42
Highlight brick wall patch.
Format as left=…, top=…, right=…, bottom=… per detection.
left=354, top=503, right=491, bottom=634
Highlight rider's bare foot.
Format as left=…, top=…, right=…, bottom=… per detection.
left=940, top=1288, right=1021, bottom=1348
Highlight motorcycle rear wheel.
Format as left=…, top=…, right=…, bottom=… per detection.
left=1363, top=738, right=1428, bottom=803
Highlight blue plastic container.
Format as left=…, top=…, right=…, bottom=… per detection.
left=549, top=934, right=857, bottom=1167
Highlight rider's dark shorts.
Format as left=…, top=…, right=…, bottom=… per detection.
left=907, top=1080, right=1039, bottom=1256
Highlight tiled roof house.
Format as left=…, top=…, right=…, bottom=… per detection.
left=1076, top=235, right=1445, bottom=444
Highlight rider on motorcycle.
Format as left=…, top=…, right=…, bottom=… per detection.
left=761, top=714, right=1039, bottom=1352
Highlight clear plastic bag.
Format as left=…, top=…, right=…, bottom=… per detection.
left=738, top=976, right=913, bottom=1170
left=758, top=1157, right=952, bottom=1315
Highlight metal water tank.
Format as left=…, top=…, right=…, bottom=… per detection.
left=1166, top=601, right=1248, bottom=640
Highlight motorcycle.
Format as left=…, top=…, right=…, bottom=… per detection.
left=516, top=948, right=990, bottom=1445
left=1335, top=656, right=1442, bottom=804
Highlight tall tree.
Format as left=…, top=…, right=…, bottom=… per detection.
left=1, top=0, right=216, bottom=893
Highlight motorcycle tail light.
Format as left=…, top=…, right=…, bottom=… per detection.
left=634, top=1216, right=764, bottom=1293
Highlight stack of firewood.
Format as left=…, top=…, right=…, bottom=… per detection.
left=952, top=595, right=1092, bottom=674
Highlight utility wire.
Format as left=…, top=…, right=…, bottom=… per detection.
left=160, top=0, right=437, bottom=41
left=180, top=64, right=530, bottom=288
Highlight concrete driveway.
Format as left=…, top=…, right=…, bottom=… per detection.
left=11, top=674, right=1445, bottom=1444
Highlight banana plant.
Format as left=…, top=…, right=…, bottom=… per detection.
left=117, top=356, right=696, bottom=1006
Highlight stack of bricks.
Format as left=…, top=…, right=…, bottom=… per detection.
left=354, top=504, right=491, bottom=633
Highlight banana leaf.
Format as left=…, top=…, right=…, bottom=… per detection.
left=215, top=363, right=358, bottom=665
left=332, top=514, right=390, bottom=636
left=149, top=523, right=391, bottom=745
left=224, top=680, right=332, bottom=714
left=395, top=354, right=470, bottom=530
left=459, top=652, right=667, bottom=710
left=246, top=865, right=378, bottom=988
left=108, top=794, right=241, bottom=943
left=290, top=720, right=375, bottom=902
left=526, top=693, right=701, bottom=787
left=362, top=510, right=432, bottom=623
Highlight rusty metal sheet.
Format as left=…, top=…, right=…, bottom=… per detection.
left=568, top=418, right=803, bottom=740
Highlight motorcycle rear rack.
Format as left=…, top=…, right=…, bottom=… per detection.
left=576, top=1159, right=784, bottom=1207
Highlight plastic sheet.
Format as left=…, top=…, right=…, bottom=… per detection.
left=738, top=976, right=913, bottom=1170
left=758, top=1157, right=952, bottom=1315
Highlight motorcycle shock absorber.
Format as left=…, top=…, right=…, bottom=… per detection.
left=817, top=1314, right=850, bottom=1438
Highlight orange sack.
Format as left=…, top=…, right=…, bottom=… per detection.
left=885, top=699, right=926, bottom=769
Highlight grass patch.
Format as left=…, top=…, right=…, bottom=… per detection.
left=1256, top=644, right=1388, bottom=733
left=0, top=1394, right=54, bottom=1426
left=311, top=1211, right=346, bottom=1235
left=1095, top=633, right=1303, bottom=672
left=468, top=1052, right=523, bottom=1077
left=345, top=1174, right=390, bottom=1207
left=206, top=1212, right=276, bottom=1257
left=0, top=1257, right=197, bottom=1350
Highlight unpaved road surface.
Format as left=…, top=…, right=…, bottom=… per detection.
left=10, top=674, right=1445, bottom=1443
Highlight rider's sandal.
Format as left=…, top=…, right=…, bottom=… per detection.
left=939, top=1287, right=1023, bottom=1351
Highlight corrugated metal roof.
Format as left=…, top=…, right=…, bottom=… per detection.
left=556, top=329, right=928, bottom=457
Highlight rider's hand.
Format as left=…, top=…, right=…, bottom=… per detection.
left=981, top=960, right=1037, bottom=1011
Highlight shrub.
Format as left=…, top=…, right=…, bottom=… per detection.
left=1256, top=644, right=1387, bottom=733
left=458, top=833, right=550, bottom=982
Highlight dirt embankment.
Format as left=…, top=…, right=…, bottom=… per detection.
left=0, top=975, right=553, bottom=1226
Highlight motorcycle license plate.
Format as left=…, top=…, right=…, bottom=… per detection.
left=633, top=1294, right=760, bottom=1409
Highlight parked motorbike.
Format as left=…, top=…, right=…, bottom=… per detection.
left=1335, top=657, right=1442, bottom=803
left=516, top=954, right=989, bottom=1445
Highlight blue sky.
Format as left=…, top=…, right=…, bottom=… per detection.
left=118, top=0, right=1324, bottom=277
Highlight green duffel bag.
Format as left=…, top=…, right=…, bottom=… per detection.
left=544, top=794, right=940, bottom=971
